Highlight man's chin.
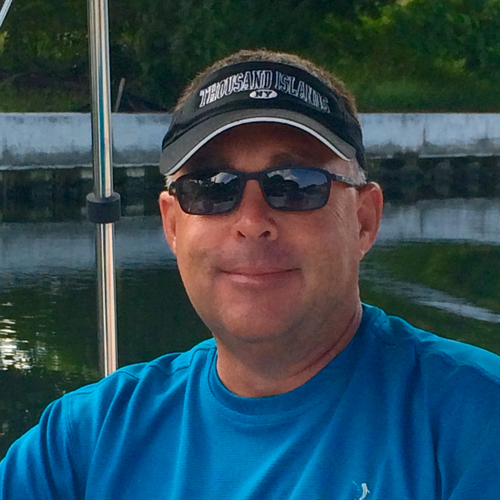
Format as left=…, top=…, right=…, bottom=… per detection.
left=210, top=316, right=299, bottom=347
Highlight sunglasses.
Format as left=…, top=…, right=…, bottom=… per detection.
left=166, top=166, right=365, bottom=215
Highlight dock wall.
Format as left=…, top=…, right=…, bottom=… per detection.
left=3, top=113, right=500, bottom=169
left=0, top=113, right=172, bottom=169
left=1, top=113, right=500, bottom=221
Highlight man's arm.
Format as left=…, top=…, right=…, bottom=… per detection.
left=442, top=415, right=500, bottom=500
left=0, top=396, right=84, bottom=500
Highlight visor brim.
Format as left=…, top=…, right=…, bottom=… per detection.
left=159, top=108, right=357, bottom=175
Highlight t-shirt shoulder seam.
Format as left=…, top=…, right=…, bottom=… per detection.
left=64, top=369, right=142, bottom=398
left=367, top=309, right=500, bottom=389
left=148, top=343, right=215, bottom=378
left=63, top=343, right=215, bottom=402
left=365, top=314, right=394, bottom=346
left=422, top=345, right=500, bottom=388
left=63, top=396, right=78, bottom=462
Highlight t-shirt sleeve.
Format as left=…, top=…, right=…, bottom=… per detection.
left=0, top=395, right=84, bottom=500
left=0, top=367, right=144, bottom=500
left=445, top=416, right=500, bottom=499
left=431, top=357, right=500, bottom=500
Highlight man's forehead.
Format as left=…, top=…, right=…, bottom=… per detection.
left=183, top=151, right=323, bottom=174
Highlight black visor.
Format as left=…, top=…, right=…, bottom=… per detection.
left=159, top=60, right=366, bottom=175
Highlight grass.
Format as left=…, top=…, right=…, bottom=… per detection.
left=352, top=78, right=500, bottom=113
left=331, top=57, right=500, bottom=112
left=2, top=61, right=500, bottom=112
left=356, top=79, right=500, bottom=113
left=0, top=81, right=89, bottom=112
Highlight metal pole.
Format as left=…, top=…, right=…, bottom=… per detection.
left=0, top=0, right=14, bottom=29
left=86, top=0, right=119, bottom=376
left=95, top=223, right=118, bottom=376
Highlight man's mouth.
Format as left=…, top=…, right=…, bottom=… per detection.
left=220, top=267, right=298, bottom=285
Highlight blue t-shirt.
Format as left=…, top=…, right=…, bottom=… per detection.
left=2, top=304, right=500, bottom=499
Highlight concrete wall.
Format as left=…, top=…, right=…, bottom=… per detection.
left=362, top=114, right=500, bottom=158
left=0, top=113, right=172, bottom=169
left=2, top=112, right=500, bottom=169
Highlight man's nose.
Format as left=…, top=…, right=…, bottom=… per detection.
left=230, top=179, right=278, bottom=241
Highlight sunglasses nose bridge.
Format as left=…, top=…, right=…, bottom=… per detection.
left=237, top=171, right=272, bottom=211
left=241, top=171, right=263, bottom=185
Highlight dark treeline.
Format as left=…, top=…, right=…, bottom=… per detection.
left=2, top=0, right=500, bottom=111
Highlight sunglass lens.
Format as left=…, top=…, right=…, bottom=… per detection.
left=176, top=172, right=241, bottom=215
left=263, top=169, right=330, bottom=211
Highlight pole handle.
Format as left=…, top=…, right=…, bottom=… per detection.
left=86, top=192, right=121, bottom=224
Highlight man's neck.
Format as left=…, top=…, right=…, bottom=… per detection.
left=215, top=303, right=363, bottom=398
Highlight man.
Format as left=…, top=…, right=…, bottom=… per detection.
left=1, top=49, right=500, bottom=499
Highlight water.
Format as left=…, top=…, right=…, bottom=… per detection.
left=1, top=198, right=499, bottom=458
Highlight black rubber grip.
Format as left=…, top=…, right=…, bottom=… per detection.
left=86, top=192, right=121, bottom=224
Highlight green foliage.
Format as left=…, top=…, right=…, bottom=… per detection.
left=0, top=0, right=397, bottom=109
left=315, top=0, right=500, bottom=111
left=124, top=0, right=337, bottom=108
left=0, top=32, right=7, bottom=52
left=1, top=0, right=88, bottom=72
left=2, top=0, right=500, bottom=111
left=387, top=0, right=500, bottom=78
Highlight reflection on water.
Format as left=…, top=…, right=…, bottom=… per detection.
left=0, top=266, right=210, bottom=458
left=2, top=198, right=499, bottom=275
left=371, top=198, right=500, bottom=329
left=379, top=198, right=500, bottom=244
left=0, top=268, right=210, bottom=374
left=1, top=197, right=499, bottom=458
left=1, top=310, right=34, bottom=370
left=0, top=217, right=174, bottom=275
left=1, top=198, right=499, bottom=374
left=0, top=315, right=33, bottom=370
left=361, top=260, right=500, bottom=324
left=0, top=273, right=99, bottom=373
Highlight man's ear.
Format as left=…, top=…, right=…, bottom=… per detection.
left=159, top=191, right=178, bottom=256
left=356, top=182, right=384, bottom=260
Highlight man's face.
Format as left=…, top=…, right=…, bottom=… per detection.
left=159, top=123, right=382, bottom=349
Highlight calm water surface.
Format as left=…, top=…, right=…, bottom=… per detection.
left=1, top=198, right=500, bottom=457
